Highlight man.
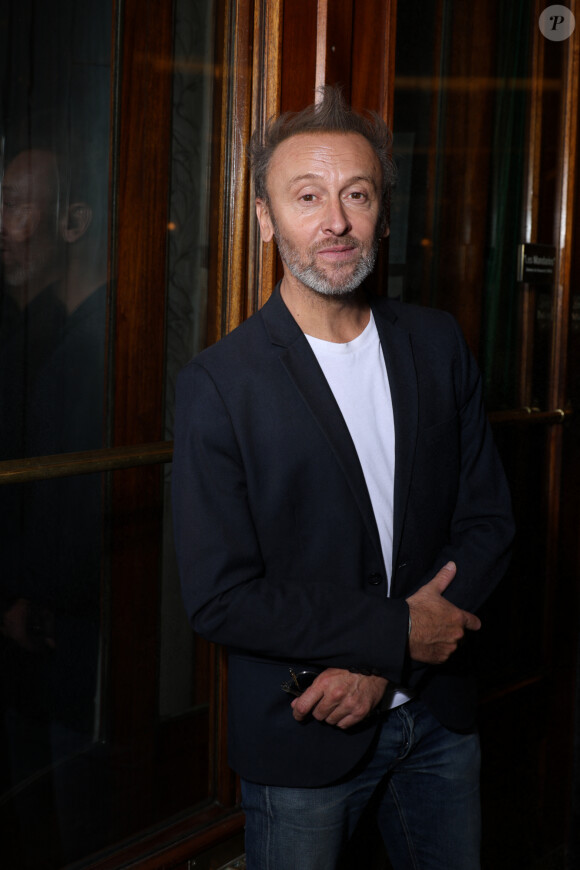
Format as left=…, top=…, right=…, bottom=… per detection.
left=172, top=87, right=514, bottom=869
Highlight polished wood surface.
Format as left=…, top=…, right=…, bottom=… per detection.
left=107, top=0, right=175, bottom=839
left=0, top=442, right=173, bottom=483
left=249, top=0, right=283, bottom=311
left=517, top=0, right=545, bottom=407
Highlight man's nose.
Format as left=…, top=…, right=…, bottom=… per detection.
left=321, top=197, right=351, bottom=236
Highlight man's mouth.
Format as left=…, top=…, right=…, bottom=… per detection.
left=316, top=244, right=359, bottom=262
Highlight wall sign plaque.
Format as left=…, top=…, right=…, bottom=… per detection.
left=517, top=243, right=557, bottom=284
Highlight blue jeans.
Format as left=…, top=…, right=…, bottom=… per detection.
left=241, top=699, right=481, bottom=870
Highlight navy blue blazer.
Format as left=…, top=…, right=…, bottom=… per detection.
left=172, top=285, right=514, bottom=786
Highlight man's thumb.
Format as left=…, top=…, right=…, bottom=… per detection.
left=429, top=561, right=457, bottom=594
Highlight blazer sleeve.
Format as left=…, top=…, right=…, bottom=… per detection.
left=171, top=360, right=410, bottom=681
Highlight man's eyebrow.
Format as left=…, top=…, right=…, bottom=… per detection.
left=346, top=174, right=378, bottom=189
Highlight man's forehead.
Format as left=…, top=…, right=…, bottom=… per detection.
left=269, top=131, right=381, bottom=180
left=3, top=150, right=58, bottom=197
left=1, top=175, right=28, bottom=200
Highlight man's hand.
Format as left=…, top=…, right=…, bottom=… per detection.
left=291, top=668, right=388, bottom=729
left=406, top=562, right=481, bottom=664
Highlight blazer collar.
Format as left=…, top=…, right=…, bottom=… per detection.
left=260, top=282, right=304, bottom=348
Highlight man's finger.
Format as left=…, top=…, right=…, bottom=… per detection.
left=427, top=561, right=457, bottom=594
left=291, top=684, right=324, bottom=720
left=463, top=611, right=482, bottom=632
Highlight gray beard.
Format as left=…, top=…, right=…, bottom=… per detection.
left=273, top=223, right=379, bottom=297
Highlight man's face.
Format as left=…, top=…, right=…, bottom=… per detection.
left=0, top=150, right=62, bottom=297
left=256, top=132, right=386, bottom=297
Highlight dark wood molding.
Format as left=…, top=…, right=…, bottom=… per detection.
left=0, top=443, right=174, bottom=483
left=207, top=0, right=254, bottom=343
left=248, top=0, right=283, bottom=313
left=543, top=4, right=579, bottom=671
left=82, top=805, right=245, bottom=870
left=112, top=0, right=173, bottom=448
left=517, top=0, right=545, bottom=407
left=107, top=0, right=175, bottom=839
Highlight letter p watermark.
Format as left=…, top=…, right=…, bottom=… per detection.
left=539, top=5, right=576, bottom=41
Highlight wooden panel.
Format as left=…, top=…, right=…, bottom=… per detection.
left=351, top=0, right=397, bottom=297
left=280, top=0, right=318, bottom=111
left=203, top=0, right=257, bottom=815
left=351, top=0, right=390, bottom=117
left=538, top=14, right=580, bottom=857
left=108, top=0, right=174, bottom=838
left=249, top=0, right=283, bottom=311
left=85, top=806, right=244, bottom=870
left=207, top=0, right=254, bottom=342
left=549, top=1, right=579, bottom=415
left=205, top=0, right=227, bottom=346
left=517, top=0, right=545, bottom=406
left=111, top=0, right=172, bottom=447
left=319, top=0, right=354, bottom=96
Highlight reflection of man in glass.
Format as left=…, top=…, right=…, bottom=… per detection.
left=0, top=143, right=107, bottom=863
left=1, top=146, right=104, bottom=315
left=2, top=150, right=86, bottom=296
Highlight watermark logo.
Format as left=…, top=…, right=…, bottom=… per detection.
left=539, top=5, right=576, bottom=41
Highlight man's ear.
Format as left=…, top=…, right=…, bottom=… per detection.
left=60, top=202, right=92, bottom=243
left=377, top=208, right=390, bottom=240
left=255, top=198, right=275, bottom=243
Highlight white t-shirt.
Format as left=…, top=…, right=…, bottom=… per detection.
left=305, top=312, right=395, bottom=588
left=306, top=312, right=411, bottom=709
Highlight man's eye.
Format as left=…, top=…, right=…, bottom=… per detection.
left=2, top=201, right=29, bottom=210
left=348, top=191, right=366, bottom=200
left=300, top=194, right=316, bottom=202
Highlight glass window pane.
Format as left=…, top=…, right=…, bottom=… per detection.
left=389, top=0, right=557, bottom=411
left=161, top=0, right=216, bottom=720
left=0, top=1, right=111, bottom=865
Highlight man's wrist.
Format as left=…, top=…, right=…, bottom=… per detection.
left=347, top=666, right=381, bottom=676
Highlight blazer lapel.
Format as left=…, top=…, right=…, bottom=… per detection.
left=261, top=287, right=385, bottom=572
left=372, top=301, right=419, bottom=595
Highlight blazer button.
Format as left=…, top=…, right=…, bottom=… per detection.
left=368, top=572, right=382, bottom=585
